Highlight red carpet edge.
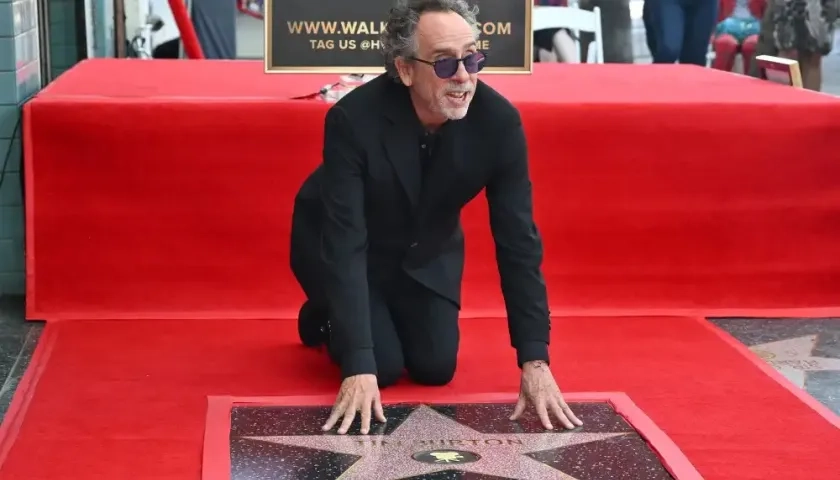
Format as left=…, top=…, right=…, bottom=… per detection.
left=0, top=323, right=58, bottom=467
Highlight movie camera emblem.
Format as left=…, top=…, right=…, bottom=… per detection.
left=411, top=449, right=482, bottom=464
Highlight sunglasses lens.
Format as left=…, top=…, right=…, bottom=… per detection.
left=434, top=58, right=460, bottom=78
left=463, top=52, right=486, bottom=74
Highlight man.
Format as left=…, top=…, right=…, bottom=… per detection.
left=643, top=0, right=718, bottom=65
left=290, top=0, right=582, bottom=436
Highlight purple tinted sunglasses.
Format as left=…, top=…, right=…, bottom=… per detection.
left=411, top=50, right=487, bottom=78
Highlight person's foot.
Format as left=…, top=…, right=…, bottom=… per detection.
left=298, top=301, right=329, bottom=347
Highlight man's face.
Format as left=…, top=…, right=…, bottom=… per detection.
left=397, top=11, right=480, bottom=125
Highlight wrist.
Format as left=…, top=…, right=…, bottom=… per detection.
left=340, top=348, right=377, bottom=379
left=516, top=341, right=549, bottom=368
left=522, top=360, right=548, bottom=371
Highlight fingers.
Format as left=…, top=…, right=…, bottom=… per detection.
left=549, top=397, right=575, bottom=430
left=358, top=393, right=388, bottom=434
left=535, top=399, right=554, bottom=430
left=509, top=395, right=527, bottom=421
left=323, top=391, right=387, bottom=434
left=322, top=396, right=348, bottom=432
left=373, top=395, right=387, bottom=423
left=563, top=402, right=584, bottom=427
left=337, top=397, right=359, bottom=434
left=360, top=400, right=372, bottom=435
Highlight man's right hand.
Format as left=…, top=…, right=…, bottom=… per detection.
left=321, top=374, right=386, bottom=434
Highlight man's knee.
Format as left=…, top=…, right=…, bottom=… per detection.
left=374, top=346, right=404, bottom=389
left=374, top=346, right=457, bottom=387
left=407, top=356, right=457, bottom=386
left=376, top=365, right=403, bottom=389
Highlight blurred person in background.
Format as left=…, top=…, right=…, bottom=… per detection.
left=533, top=0, right=579, bottom=62
left=763, top=0, right=839, bottom=90
left=711, top=0, right=767, bottom=72
left=643, top=0, right=719, bottom=65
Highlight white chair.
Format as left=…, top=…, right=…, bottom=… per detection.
left=532, top=6, right=605, bottom=64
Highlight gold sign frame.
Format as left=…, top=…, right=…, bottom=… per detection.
left=263, top=0, right=533, bottom=74
left=755, top=55, right=803, bottom=88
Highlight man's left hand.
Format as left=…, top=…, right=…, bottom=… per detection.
left=509, top=360, right=583, bottom=430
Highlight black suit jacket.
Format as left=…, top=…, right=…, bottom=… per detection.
left=293, top=74, right=551, bottom=377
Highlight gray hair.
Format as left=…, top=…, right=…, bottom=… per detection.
left=381, top=0, right=480, bottom=82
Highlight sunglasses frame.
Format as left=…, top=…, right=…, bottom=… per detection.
left=410, top=50, right=487, bottom=79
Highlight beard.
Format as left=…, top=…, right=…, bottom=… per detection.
left=432, top=82, right=474, bottom=120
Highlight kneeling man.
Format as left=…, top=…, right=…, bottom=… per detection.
left=290, top=0, right=582, bottom=435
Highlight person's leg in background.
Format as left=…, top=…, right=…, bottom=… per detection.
left=712, top=32, right=739, bottom=70
left=643, top=0, right=659, bottom=57
left=795, top=0, right=836, bottom=91
left=737, top=0, right=765, bottom=74
left=680, top=0, right=719, bottom=65
left=772, top=0, right=835, bottom=91
left=651, top=0, right=687, bottom=63
left=740, top=33, right=759, bottom=72
left=551, top=29, right=579, bottom=62
left=534, top=28, right=561, bottom=62
left=797, top=52, right=824, bottom=91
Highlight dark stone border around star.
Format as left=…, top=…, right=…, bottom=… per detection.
left=202, top=393, right=703, bottom=480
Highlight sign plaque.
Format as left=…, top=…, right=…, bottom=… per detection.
left=263, top=0, right=533, bottom=74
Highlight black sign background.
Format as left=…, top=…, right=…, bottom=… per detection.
left=265, top=0, right=531, bottom=73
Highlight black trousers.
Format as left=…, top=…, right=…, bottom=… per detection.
left=338, top=273, right=459, bottom=387
left=301, top=270, right=460, bottom=388
left=290, top=187, right=460, bottom=387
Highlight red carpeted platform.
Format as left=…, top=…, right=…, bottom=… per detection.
left=23, top=59, right=840, bottom=320
left=0, top=316, right=839, bottom=479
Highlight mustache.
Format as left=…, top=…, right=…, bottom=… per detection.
left=444, top=85, right=473, bottom=94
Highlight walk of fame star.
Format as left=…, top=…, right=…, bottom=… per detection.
left=244, top=405, right=626, bottom=479
left=751, top=335, right=840, bottom=388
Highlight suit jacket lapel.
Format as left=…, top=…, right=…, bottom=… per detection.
left=382, top=124, right=422, bottom=208
left=381, top=81, right=423, bottom=209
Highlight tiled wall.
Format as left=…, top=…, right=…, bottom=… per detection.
left=0, top=0, right=84, bottom=296
left=0, top=0, right=40, bottom=296
left=48, top=0, right=84, bottom=79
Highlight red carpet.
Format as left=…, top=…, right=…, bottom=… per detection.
left=22, top=60, right=840, bottom=320
left=0, top=316, right=839, bottom=479
left=11, top=60, right=840, bottom=478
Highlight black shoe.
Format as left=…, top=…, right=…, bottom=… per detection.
left=298, top=301, right=329, bottom=347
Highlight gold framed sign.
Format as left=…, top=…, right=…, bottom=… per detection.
left=755, top=55, right=803, bottom=88
left=263, top=0, right=533, bottom=74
